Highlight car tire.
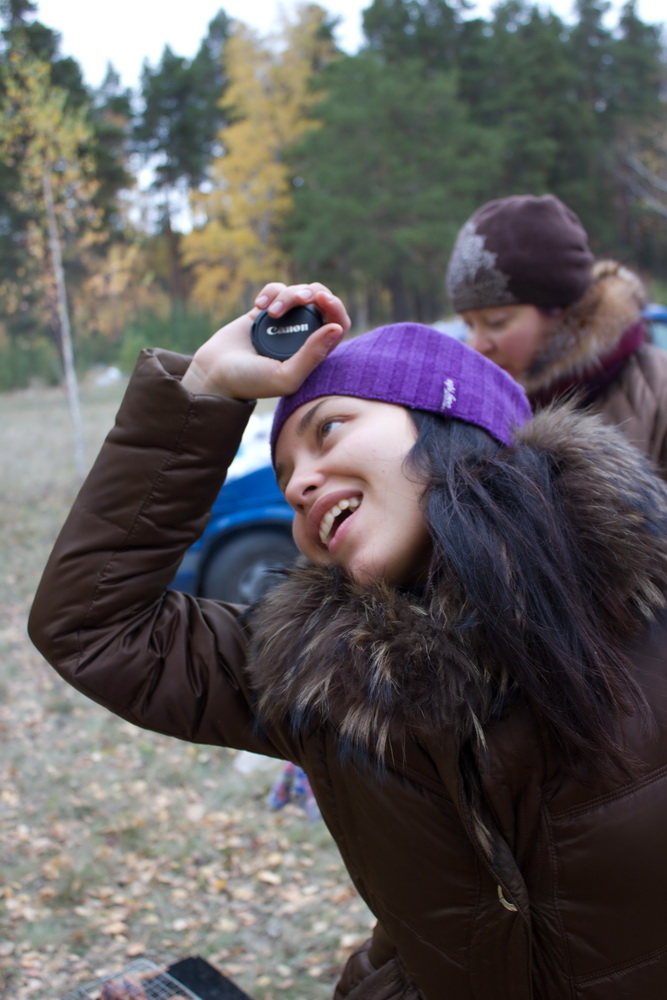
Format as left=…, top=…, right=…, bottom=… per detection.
left=199, top=530, right=298, bottom=604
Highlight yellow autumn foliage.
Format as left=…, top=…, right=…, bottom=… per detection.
left=75, top=241, right=172, bottom=341
left=183, top=4, right=338, bottom=315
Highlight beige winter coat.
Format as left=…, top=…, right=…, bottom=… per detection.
left=522, top=260, right=667, bottom=475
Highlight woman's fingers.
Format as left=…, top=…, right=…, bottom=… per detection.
left=254, top=282, right=351, bottom=334
left=255, top=282, right=314, bottom=315
left=254, top=282, right=287, bottom=310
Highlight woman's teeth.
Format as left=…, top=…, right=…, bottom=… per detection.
left=319, top=497, right=360, bottom=546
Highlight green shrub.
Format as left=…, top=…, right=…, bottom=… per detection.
left=117, top=304, right=218, bottom=373
left=74, top=329, right=123, bottom=372
left=0, top=335, right=61, bottom=390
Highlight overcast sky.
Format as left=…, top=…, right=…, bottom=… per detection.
left=36, top=0, right=366, bottom=89
left=35, top=0, right=666, bottom=92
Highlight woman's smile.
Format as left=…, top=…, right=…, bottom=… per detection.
left=275, top=396, right=432, bottom=587
left=307, top=488, right=362, bottom=548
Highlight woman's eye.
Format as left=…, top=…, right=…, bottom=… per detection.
left=320, top=418, right=342, bottom=439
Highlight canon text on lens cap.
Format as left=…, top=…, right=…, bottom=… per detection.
left=251, top=304, right=323, bottom=360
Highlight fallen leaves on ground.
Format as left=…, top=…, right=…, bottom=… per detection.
left=0, top=387, right=374, bottom=1000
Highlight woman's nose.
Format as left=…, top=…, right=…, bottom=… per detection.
left=283, top=462, right=324, bottom=512
left=468, top=328, right=491, bottom=355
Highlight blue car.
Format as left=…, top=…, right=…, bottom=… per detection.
left=171, top=414, right=296, bottom=604
left=644, top=302, right=667, bottom=350
left=173, top=306, right=667, bottom=603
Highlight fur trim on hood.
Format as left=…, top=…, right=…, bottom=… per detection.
left=247, top=405, right=667, bottom=763
left=521, top=260, right=647, bottom=396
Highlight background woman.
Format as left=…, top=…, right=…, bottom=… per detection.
left=29, top=282, right=667, bottom=998
left=446, top=193, right=667, bottom=475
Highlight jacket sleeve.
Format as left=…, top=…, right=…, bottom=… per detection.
left=600, top=345, right=667, bottom=481
left=28, top=348, right=288, bottom=758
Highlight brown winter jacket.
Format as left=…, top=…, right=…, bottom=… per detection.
left=522, top=259, right=667, bottom=476
left=29, top=349, right=667, bottom=999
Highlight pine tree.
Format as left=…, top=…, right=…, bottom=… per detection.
left=134, top=9, right=231, bottom=300
left=610, top=3, right=667, bottom=265
left=286, top=50, right=503, bottom=324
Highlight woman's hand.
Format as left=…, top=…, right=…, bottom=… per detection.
left=182, top=282, right=350, bottom=400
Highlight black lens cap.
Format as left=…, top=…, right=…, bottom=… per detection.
left=251, top=304, right=323, bottom=360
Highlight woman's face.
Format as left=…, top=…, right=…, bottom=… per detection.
left=274, top=396, right=432, bottom=587
left=461, top=304, right=561, bottom=380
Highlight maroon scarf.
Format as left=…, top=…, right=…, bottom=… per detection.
left=529, top=321, right=646, bottom=409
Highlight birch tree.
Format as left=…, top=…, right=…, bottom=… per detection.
left=0, top=48, right=102, bottom=476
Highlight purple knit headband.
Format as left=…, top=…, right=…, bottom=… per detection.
left=270, top=323, right=531, bottom=461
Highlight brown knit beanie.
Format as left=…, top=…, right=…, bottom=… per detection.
left=446, top=194, right=594, bottom=313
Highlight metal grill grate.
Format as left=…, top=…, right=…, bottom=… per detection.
left=59, top=959, right=204, bottom=1000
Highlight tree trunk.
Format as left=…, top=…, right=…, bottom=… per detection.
left=43, top=166, right=86, bottom=479
left=389, top=271, right=410, bottom=323
left=163, top=203, right=185, bottom=302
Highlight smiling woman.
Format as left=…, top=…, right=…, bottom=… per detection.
left=269, top=317, right=528, bottom=592
left=275, top=396, right=431, bottom=586
left=29, top=280, right=667, bottom=999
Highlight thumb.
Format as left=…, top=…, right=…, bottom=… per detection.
left=275, top=324, right=345, bottom=395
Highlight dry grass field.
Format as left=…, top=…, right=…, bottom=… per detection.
left=0, top=380, right=373, bottom=1000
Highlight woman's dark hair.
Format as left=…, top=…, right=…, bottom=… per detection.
left=406, top=409, right=649, bottom=782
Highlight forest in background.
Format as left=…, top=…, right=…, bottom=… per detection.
left=1, top=0, right=666, bottom=389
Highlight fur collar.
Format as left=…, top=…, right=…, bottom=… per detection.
left=247, top=405, right=667, bottom=761
left=249, top=563, right=497, bottom=758
left=521, top=260, right=647, bottom=397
